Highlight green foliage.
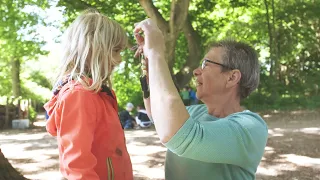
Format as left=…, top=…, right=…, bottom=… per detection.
left=0, top=0, right=319, bottom=111
left=27, top=71, right=52, bottom=89
left=28, top=106, right=37, bottom=123
left=173, top=32, right=189, bottom=74
left=47, top=0, right=320, bottom=110
left=0, top=0, right=50, bottom=103
left=54, top=0, right=149, bottom=109
left=112, top=50, right=144, bottom=109
left=243, top=93, right=320, bottom=111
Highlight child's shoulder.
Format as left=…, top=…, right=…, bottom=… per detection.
left=58, top=83, right=98, bottom=102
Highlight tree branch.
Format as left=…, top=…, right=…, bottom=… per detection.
left=58, top=0, right=92, bottom=11
left=174, top=16, right=202, bottom=87
left=170, top=0, right=190, bottom=37
left=139, top=0, right=169, bottom=33
left=183, top=16, right=202, bottom=68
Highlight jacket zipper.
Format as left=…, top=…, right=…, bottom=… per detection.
left=106, top=157, right=114, bottom=180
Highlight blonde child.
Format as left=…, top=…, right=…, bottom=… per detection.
left=44, top=9, right=133, bottom=180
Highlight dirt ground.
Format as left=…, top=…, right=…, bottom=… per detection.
left=0, top=109, right=319, bottom=180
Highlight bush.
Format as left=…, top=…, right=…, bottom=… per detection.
left=242, top=92, right=320, bottom=111
left=28, top=106, right=37, bottom=124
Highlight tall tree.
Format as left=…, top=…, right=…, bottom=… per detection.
left=0, top=0, right=48, bottom=116
left=56, top=0, right=320, bottom=108
left=139, top=0, right=202, bottom=86
left=57, top=0, right=203, bottom=88
left=0, top=0, right=48, bottom=177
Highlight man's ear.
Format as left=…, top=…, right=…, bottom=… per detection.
left=226, top=69, right=241, bottom=88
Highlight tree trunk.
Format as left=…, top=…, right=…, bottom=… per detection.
left=4, top=97, right=10, bottom=129
left=175, top=16, right=202, bottom=88
left=272, top=0, right=281, bottom=81
left=264, top=0, right=278, bottom=101
left=263, top=0, right=274, bottom=77
left=139, top=0, right=202, bottom=89
left=11, top=58, right=22, bottom=119
left=270, top=0, right=280, bottom=99
left=276, top=25, right=283, bottom=84
left=0, top=148, right=28, bottom=180
left=11, top=58, right=21, bottom=98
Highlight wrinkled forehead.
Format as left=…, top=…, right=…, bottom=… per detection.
left=204, top=47, right=225, bottom=63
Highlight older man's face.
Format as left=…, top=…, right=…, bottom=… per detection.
left=193, top=47, right=229, bottom=102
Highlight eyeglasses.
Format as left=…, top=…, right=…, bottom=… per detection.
left=201, top=59, right=233, bottom=70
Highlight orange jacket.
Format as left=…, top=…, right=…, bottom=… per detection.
left=44, top=81, right=133, bottom=180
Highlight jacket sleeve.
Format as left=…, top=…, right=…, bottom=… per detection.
left=57, top=90, right=99, bottom=180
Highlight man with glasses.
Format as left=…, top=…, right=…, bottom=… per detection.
left=134, top=19, right=268, bottom=180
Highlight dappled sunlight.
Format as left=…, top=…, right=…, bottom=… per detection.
left=134, top=165, right=164, bottom=179
left=257, top=110, right=320, bottom=179
left=14, top=163, right=40, bottom=173
left=0, top=127, right=59, bottom=179
left=127, top=144, right=166, bottom=155
left=0, top=131, right=48, bottom=141
left=130, top=155, right=151, bottom=164
left=125, top=129, right=159, bottom=138
left=2, top=146, right=57, bottom=161
left=289, top=110, right=313, bottom=115
left=257, top=165, right=284, bottom=176
left=257, top=153, right=320, bottom=177
left=1, top=109, right=319, bottom=180
left=257, top=166, right=279, bottom=176
left=1, top=143, right=59, bottom=175
left=295, top=127, right=320, bottom=135
left=258, top=149, right=300, bottom=177
left=0, top=128, right=166, bottom=180
left=263, top=114, right=272, bottom=118
left=257, top=162, right=297, bottom=176
left=25, top=171, right=64, bottom=180
left=268, top=126, right=320, bottom=137
left=127, top=141, right=146, bottom=146
left=125, top=129, right=166, bottom=179
left=264, top=146, right=275, bottom=154
left=33, top=120, right=47, bottom=127
left=268, top=129, right=284, bottom=137
left=280, top=154, right=320, bottom=168
left=0, top=0, right=319, bottom=180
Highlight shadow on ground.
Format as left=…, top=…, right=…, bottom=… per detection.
left=0, top=109, right=319, bottom=180
left=256, top=109, right=320, bottom=180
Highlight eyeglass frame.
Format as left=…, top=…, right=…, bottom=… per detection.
left=201, top=59, right=234, bottom=70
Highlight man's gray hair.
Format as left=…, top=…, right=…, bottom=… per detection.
left=209, top=39, right=260, bottom=99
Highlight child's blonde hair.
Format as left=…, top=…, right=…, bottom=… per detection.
left=55, top=9, right=127, bottom=92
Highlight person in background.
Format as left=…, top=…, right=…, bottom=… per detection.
left=44, top=9, right=133, bottom=180
left=45, top=111, right=49, bottom=120
left=188, top=87, right=198, bottom=105
left=119, top=102, right=135, bottom=129
left=135, top=105, right=152, bottom=128
left=180, top=87, right=190, bottom=106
